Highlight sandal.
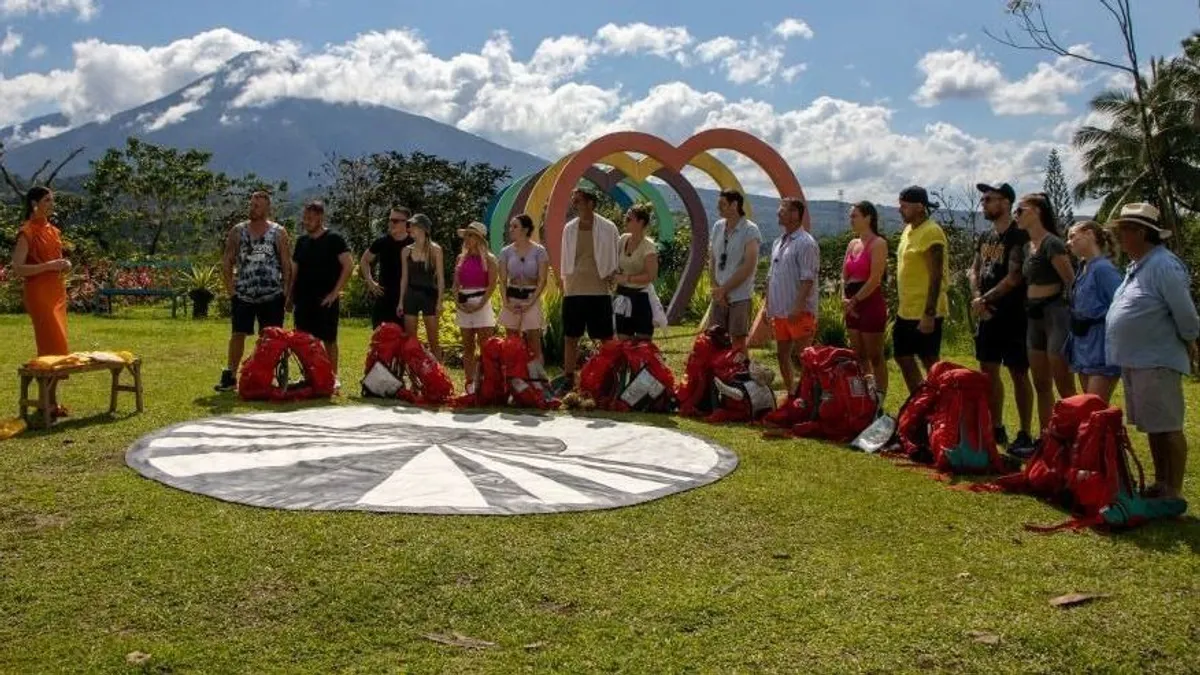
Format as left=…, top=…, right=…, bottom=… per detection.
left=51, top=405, right=70, bottom=419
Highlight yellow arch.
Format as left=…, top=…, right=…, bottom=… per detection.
left=524, top=150, right=750, bottom=239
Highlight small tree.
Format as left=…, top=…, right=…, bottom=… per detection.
left=1043, top=149, right=1075, bottom=229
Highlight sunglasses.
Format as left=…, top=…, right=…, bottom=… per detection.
left=718, top=253, right=728, bottom=271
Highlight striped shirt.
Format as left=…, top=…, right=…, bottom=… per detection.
left=766, top=228, right=820, bottom=318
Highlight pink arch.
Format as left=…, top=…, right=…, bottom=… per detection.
left=543, top=129, right=808, bottom=272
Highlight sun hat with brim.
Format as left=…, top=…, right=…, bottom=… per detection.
left=457, top=221, right=487, bottom=240
left=1108, top=202, right=1171, bottom=239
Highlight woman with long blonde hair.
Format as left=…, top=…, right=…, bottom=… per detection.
left=1065, top=219, right=1122, bottom=401
left=398, top=213, right=445, bottom=357
left=453, top=221, right=498, bottom=391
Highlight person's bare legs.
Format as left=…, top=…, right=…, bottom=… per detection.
left=1084, top=374, right=1119, bottom=403
left=861, top=331, right=887, bottom=399
left=564, top=336, right=580, bottom=378
left=1029, top=349, right=1054, bottom=431
left=404, top=315, right=420, bottom=341
left=1010, top=366, right=1034, bottom=436
left=776, top=339, right=795, bottom=393
left=324, top=341, right=339, bottom=374
left=1050, top=353, right=1077, bottom=400
left=1146, top=432, right=1187, bottom=498
left=524, top=329, right=544, bottom=365
left=462, top=327, right=478, bottom=386
left=423, top=315, right=440, bottom=360
left=895, top=356, right=924, bottom=396
left=227, top=333, right=248, bottom=372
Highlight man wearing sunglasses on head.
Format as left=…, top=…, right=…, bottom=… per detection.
left=360, top=205, right=415, bottom=328
left=708, top=190, right=762, bottom=353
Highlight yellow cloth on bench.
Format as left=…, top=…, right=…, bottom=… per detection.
left=25, top=351, right=136, bottom=370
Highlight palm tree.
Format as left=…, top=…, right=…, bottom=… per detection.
left=1073, top=44, right=1200, bottom=226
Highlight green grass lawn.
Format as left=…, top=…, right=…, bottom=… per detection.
left=2, top=310, right=1199, bottom=674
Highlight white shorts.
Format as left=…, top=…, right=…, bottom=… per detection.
left=456, top=289, right=496, bottom=329
left=499, top=297, right=544, bottom=332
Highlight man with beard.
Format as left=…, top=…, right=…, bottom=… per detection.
left=893, top=185, right=950, bottom=395
left=970, top=182, right=1035, bottom=456
left=289, top=201, right=353, bottom=383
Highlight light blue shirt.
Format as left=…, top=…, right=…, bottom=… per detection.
left=1106, top=246, right=1200, bottom=374
left=766, top=228, right=820, bottom=318
left=710, top=217, right=762, bottom=303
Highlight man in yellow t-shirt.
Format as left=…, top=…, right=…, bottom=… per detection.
left=894, top=185, right=950, bottom=395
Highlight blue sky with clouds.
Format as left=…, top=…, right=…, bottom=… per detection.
left=1, top=0, right=1197, bottom=204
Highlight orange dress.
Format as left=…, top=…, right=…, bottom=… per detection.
left=19, top=218, right=69, bottom=356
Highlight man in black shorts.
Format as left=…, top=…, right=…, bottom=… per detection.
left=289, top=201, right=353, bottom=384
left=360, top=206, right=413, bottom=328
left=558, top=188, right=620, bottom=391
left=970, top=182, right=1035, bottom=455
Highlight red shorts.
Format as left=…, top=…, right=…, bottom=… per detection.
left=845, top=291, right=887, bottom=333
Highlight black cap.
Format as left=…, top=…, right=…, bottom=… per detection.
left=303, top=200, right=325, bottom=213
left=899, top=185, right=939, bottom=209
left=976, top=182, right=1016, bottom=203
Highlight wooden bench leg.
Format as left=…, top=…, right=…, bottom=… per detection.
left=109, top=367, right=120, bottom=413
left=38, top=377, right=52, bottom=429
left=19, top=374, right=30, bottom=420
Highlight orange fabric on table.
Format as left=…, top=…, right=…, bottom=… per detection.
left=19, top=217, right=69, bottom=356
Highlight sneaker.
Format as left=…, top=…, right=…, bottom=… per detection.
left=333, top=378, right=342, bottom=393
left=994, top=426, right=1009, bottom=448
left=214, top=369, right=236, bottom=392
left=1007, top=430, right=1036, bottom=461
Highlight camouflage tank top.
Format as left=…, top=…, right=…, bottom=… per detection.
left=233, top=221, right=285, bottom=302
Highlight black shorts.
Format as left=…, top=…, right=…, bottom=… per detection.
left=614, top=287, right=654, bottom=338
left=403, top=287, right=438, bottom=317
left=892, top=317, right=944, bottom=360
left=563, top=294, right=614, bottom=340
left=975, top=314, right=1029, bottom=370
left=294, top=299, right=341, bottom=343
left=371, top=294, right=402, bottom=328
left=231, top=295, right=285, bottom=336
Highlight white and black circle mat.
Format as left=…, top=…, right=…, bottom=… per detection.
left=125, top=406, right=738, bottom=515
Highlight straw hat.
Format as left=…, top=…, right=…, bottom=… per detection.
left=1108, top=203, right=1170, bottom=239
left=457, top=221, right=487, bottom=240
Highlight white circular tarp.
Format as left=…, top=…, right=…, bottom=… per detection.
left=126, top=405, right=738, bottom=515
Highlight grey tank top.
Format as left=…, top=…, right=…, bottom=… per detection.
left=234, top=222, right=285, bottom=302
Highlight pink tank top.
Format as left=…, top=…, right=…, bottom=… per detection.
left=843, top=235, right=875, bottom=281
left=458, top=254, right=488, bottom=288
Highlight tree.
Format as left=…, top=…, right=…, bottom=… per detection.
left=1043, top=149, right=1075, bottom=229
left=316, top=151, right=510, bottom=280
left=0, top=142, right=85, bottom=199
left=84, top=138, right=232, bottom=256
left=987, top=0, right=1184, bottom=237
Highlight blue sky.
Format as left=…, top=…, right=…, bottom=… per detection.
left=1, top=0, right=1197, bottom=204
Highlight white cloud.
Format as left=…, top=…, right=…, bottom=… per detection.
left=0, top=0, right=96, bottom=20
left=773, top=18, right=814, bottom=40
left=694, top=36, right=738, bottom=63
left=143, top=100, right=201, bottom=131
left=528, top=35, right=593, bottom=81
left=913, top=48, right=1085, bottom=115
left=594, top=22, right=692, bottom=59
left=723, top=42, right=784, bottom=85
left=4, top=120, right=69, bottom=145
left=948, top=33, right=969, bottom=45
left=781, top=64, right=807, bottom=83
left=27, top=43, right=44, bottom=58
left=0, top=25, right=20, bottom=55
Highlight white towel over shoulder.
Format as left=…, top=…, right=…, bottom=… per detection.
left=560, top=214, right=619, bottom=281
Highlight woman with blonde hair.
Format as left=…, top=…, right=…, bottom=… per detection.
left=1065, top=219, right=1123, bottom=401
left=453, top=221, right=498, bottom=391
left=398, top=213, right=445, bottom=357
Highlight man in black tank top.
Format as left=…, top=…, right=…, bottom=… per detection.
left=970, top=182, right=1034, bottom=454
left=215, top=191, right=293, bottom=392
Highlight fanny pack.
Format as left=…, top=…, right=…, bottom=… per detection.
left=844, top=281, right=866, bottom=298
left=506, top=286, right=533, bottom=300
left=458, top=290, right=485, bottom=304
left=1070, top=315, right=1104, bottom=337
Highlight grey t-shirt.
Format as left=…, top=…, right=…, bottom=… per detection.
left=710, top=218, right=762, bottom=303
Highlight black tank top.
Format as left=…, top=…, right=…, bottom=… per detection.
left=408, top=249, right=436, bottom=291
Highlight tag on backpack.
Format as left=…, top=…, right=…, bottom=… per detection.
left=850, top=414, right=896, bottom=453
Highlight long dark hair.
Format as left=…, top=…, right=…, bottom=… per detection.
left=513, top=213, right=534, bottom=239
left=1022, top=192, right=1059, bottom=236
left=852, top=200, right=880, bottom=236
left=23, top=186, right=51, bottom=221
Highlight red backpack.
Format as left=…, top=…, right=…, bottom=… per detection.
left=763, top=346, right=878, bottom=442
left=578, top=340, right=628, bottom=410
left=616, top=340, right=677, bottom=413
left=239, top=327, right=336, bottom=402
left=895, top=362, right=1004, bottom=474
left=988, top=394, right=1108, bottom=498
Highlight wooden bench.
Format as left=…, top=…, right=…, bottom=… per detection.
left=18, top=359, right=144, bottom=429
left=96, top=260, right=190, bottom=318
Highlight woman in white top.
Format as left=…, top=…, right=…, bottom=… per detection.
left=612, top=204, right=659, bottom=340
left=498, top=214, right=550, bottom=365
left=452, top=221, right=498, bottom=391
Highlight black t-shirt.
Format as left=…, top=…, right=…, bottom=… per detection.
left=369, top=233, right=413, bottom=298
left=1023, top=233, right=1069, bottom=286
left=976, top=224, right=1029, bottom=318
left=293, top=230, right=349, bottom=302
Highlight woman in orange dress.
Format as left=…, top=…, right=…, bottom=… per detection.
left=12, top=186, right=71, bottom=415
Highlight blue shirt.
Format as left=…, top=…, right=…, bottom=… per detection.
left=711, top=218, right=762, bottom=303
left=1067, top=256, right=1122, bottom=376
left=1106, top=246, right=1200, bottom=374
left=766, top=228, right=820, bottom=318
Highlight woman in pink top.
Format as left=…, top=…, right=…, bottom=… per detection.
left=842, top=201, right=890, bottom=399
left=453, top=222, right=498, bottom=391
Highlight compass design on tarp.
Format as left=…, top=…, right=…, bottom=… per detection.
left=126, top=406, right=738, bottom=515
